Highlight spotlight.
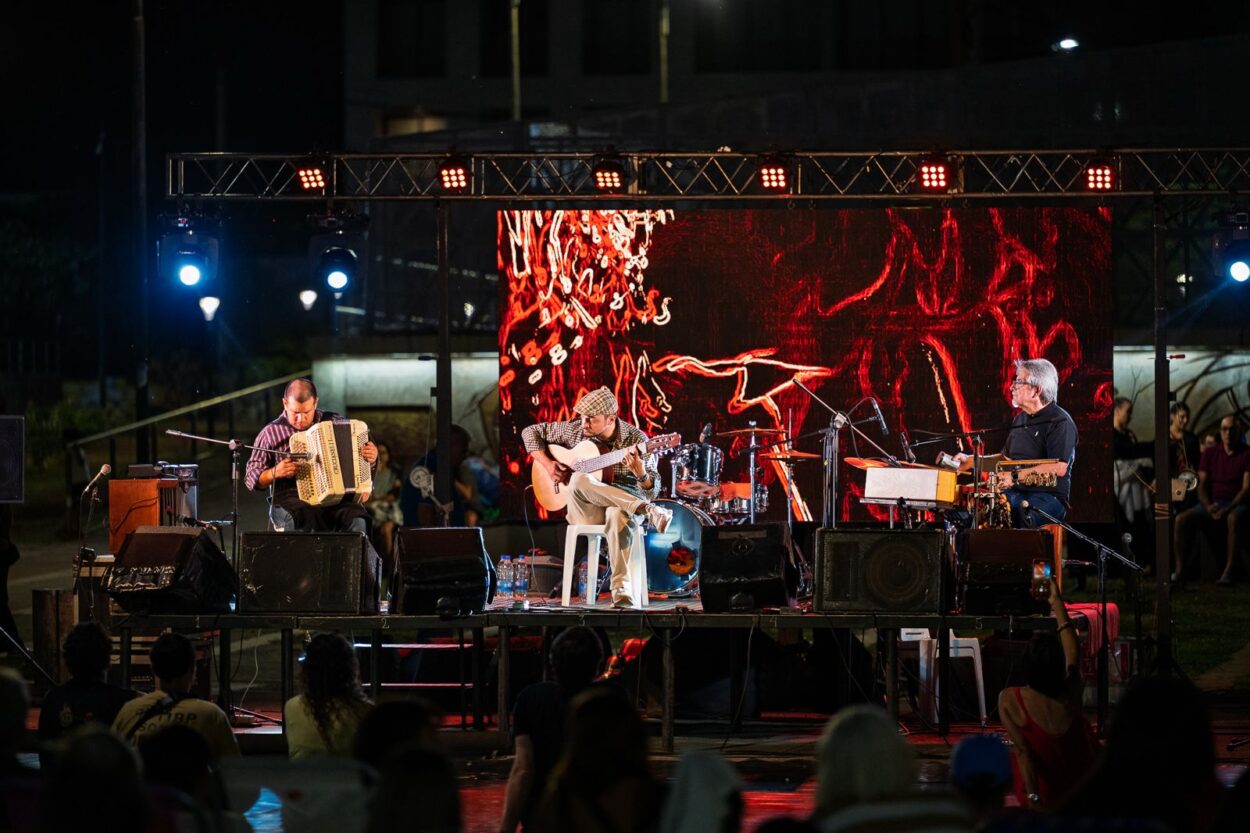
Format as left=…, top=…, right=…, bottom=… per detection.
left=159, top=216, right=220, bottom=289
left=1052, top=37, right=1079, bottom=52
left=438, top=156, right=470, bottom=192
left=308, top=212, right=369, bottom=298
left=296, top=157, right=328, bottom=191
left=299, top=289, right=319, bottom=311
left=592, top=157, right=627, bottom=193
left=198, top=296, right=220, bottom=322
left=757, top=157, right=790, bottom=192
left=1085, top=159, right=1116, bottom=191
left=916, top=155, right=953, bottom=193
left=319, top=247, right=357, bottom=294
left=1214, top=213, right=1250, bottom=283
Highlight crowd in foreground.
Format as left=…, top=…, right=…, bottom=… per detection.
left=0, top=617, right=1247, bottom=833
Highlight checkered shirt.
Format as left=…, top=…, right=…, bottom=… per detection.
left=522, top=418, right=661, bottom=502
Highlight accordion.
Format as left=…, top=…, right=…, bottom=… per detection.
left=290, top=419, right=373, bottom=506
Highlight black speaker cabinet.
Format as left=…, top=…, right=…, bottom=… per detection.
left=814, top=528, right=948, bottom=613
left=394, top=527, right=493, bottom=615
left=699, top=524, right=792, bottom=613
left=238, top=532, right=380, bottom=614
left=107, top=527, right=236, bottom=614
left=960, top=528, right=1055, bottom=615
left=0, top=416, right=23, bottom=504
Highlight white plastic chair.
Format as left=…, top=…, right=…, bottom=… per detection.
left=900, top=627, right=986, bottom=727
left=561, top=525, right=648, bottom=607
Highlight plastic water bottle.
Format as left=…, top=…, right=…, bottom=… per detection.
left=515, top=554, right=529, bottom=599
left=497, top=555, right=513, bottom=601
left=577, top=558, right=589, bottom=600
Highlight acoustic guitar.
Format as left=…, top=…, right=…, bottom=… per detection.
left=531, top=433, right=681, bottom=511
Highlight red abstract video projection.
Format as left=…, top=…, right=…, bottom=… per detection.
left=498, top=208, right=1113, bottom=524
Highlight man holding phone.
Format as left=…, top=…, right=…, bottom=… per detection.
left=1173, top=415, right=1250, bottom=585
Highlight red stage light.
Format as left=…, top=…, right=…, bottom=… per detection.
left=593, top=161, right=626, bottom=192
left=918, top=160, right=949, bottom=192
left=758, top=162, right=789, bottom=191
left=297, top=166, right=326, bottom=190
left=1085, top=162, right=1115, bottom=191
left=439, top=158, right=471, bottom=192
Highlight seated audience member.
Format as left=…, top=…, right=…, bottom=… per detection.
left=500, top=626, right=605, bottom=833
left=948, top=734, right=1016, bottom=830
left=354, top=698, right=443, bottom=771
left=997, top=579, right=1098, bottom=811
left=532, top=687, right=661, bottom=833
left=37, top=622, right=137, bottom=755
left=812, top=705, right=970, bottom=833
left=365, top=742, right=462, bottom=833
left=1174, top=414, right=1250, bottom=585
left=36, top=727, right=151, bottom=833
left=138, top=723, right=250, bottom=833
left=112, top=632, right=240, bottom=761
left=366, top=440, right=404, bottom=572
left=659, top=750, right=742, bottom=833
left=401, top=424, right=480, bottom=527
left=0, top=668, right=35, bottom=779
left=1064, top=678, right=1222, bottom=833
left=285, top=632, right=373, bottom=759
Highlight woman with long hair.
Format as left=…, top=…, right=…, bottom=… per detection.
left=285, top=632, right=373, bottom=758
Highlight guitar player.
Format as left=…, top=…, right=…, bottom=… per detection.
left=523, top=386, right=673, bottom=608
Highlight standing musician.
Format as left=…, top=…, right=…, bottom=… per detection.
left=951, top=359, right=1078, bottom=529
left=245, top=379, right=379, bottom=533
left=523, top=387, right=672, bottom=609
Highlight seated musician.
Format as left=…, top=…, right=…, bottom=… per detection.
left=522, top=387, right=672, bottom=609
left=951, top=358, right=1077, bottom=528
left=244, top=379, right=379, bottom=533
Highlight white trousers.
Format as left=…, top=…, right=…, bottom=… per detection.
left=566, top=472, right=645, bottom=593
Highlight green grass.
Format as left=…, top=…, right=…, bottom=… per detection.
left=1066, top=576, right=1250, bottom=692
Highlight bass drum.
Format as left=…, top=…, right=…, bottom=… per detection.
left=643, top=498, right=714, bottom=596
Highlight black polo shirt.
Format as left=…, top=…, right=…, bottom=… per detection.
left=1003, top=402, right=1078, bottom=506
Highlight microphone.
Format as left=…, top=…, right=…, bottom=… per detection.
left=899, top=428, right=917, bottom=464
left=870, top=398, right=889, bottom=436
left=81, top=464, right=111, bottom=496
left=699, top=423, right=713, bottom=444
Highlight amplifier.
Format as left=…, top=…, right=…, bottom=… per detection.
left=814, top=528, right=949, bottom=613
left=238, top=532, right=381, bottom=614
left=698, top=524, right=792, bottom=613
left=960, top=528, right=1056, bottom=615
left=394, top=527, right=493, bottom=616
left=107, top=527, right=236, bottom=615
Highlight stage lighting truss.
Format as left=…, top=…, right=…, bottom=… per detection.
left=592, top=156, right=628, bottom=193
left=166, top=148, right=1250, bottom=201
left=438, top=156, right=471, bottom=192
left=757, top=156, right=791, bottom=192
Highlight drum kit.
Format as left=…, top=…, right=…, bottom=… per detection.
left=645, top=424, right=814, bottom=596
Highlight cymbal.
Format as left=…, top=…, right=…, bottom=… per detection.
left=716, top=427, right=787, bottom=437
left=759, top=451, right=821, bottom=461
left=844, top=456, right=890, bottom=469
left=998, top=458, right=1061, bottom=467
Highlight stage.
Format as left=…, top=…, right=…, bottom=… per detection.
left=117, top=603, right=1072, bottom=753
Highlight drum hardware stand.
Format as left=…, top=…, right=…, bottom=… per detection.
left=1021, top=498, right=1141, bottom=738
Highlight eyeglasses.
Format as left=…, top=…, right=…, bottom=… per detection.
left=1010, top=379, right=1031, bottom=388
left=1220, top=426, right=1234, bottom=432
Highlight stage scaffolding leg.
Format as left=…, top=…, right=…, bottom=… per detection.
left=936, top=624, right=950, bottom=736
left=120, top=627, right=132, bottom=687
left=370, top=629, right=382, bottom=700
left=472, top=626, right=485, bottom=729
left=497, top=624, right=512, bottom=749
left=217, top=628, right=232, bottom=713
left=280, top=628, right=293, bottom=709
left=882, top=628, right=899, bottom=722
left=662, top=629, right=675, bottom=753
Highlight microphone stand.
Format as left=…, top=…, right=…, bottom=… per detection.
left=792, top=381, right=900, bottom=529
left=1023, top=498, right=1141, bottom=736
left=74, top=478, right=105, bottom=623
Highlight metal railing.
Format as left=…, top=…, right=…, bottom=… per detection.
left=64, top=370, right=311, bottom=501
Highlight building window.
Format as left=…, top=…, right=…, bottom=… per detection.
left=377, top=0, right=447, bottom=78
left=583, top=0, right=650, bottom=75
left=480, top=0, right=549, bottom=77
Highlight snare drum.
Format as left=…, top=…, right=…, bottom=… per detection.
left=707, top=481, right=769, bottom=515
left=671, top=443, right=723, bottom=499
left=643, top=498, right=713, bottom=595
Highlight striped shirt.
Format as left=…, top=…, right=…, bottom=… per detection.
left=244, top=410, right=348, bottom=492
left=521, top=418, right=661, bottom=502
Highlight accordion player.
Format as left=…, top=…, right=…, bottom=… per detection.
left=290, top=419, right=374, bottom=505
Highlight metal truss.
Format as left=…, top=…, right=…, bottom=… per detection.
left=167, top=148, right=1250, bottom=202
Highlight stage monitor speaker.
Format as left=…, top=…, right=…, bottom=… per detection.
left=107, top=527, right=236, bottom=614
left=0, top=416, right=24, bottom=504
left=814, top=528, right=948, bottom=613
left=394, top=527, right=493, bottom=616
left=699, top=524, right=792, bottom=613
left=238, top=532, right=380, bottom=614
left=960, top=528, right=1055, bottom=615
